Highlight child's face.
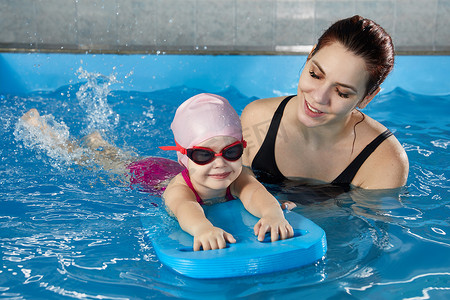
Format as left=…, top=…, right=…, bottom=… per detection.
left=187, top=136, right=243, bottom=192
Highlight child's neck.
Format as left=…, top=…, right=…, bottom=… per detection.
left=195, top=185, right=229, bottom=201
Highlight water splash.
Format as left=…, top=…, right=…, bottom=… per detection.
left=13, top=113, right=85, bottom=168
left=13, top=67, right=126, bottom=168
left=76, top=67, right=120, bottom=135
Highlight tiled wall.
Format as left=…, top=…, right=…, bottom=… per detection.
left=1, top=0, right=449, bottom=53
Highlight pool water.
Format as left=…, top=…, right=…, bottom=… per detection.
left=1, top=54, right=450, bottom=299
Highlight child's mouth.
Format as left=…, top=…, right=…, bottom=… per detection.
left=209, top=172, right=231, bottom=179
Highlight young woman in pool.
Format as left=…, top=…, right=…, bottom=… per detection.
left=160, top=93, right=293, bottom=251
left=241, top=15, right=409, bottom=191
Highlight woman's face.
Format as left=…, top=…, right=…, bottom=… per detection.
left=187, top=136, right=242, bottom=193
left=297, top=42, right=373, bottom=128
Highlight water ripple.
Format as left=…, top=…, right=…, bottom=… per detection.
left=431, top=139, right=450, bottom=149
left=344, top=272, right=450, bottom=299
left=403, top=143, right=434, bottom=157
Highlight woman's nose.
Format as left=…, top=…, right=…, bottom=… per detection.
left=311, top=85, right=331, bottom=105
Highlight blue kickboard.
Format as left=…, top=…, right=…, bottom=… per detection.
left=141, top=199, right=327, bottom=278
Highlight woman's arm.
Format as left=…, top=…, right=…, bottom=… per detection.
left=232, top=168, right=294, bottom=242
left=163, top=175, right=236, bottom=251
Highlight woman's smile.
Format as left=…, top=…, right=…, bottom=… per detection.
left=304, top=99, right=325, bottom=116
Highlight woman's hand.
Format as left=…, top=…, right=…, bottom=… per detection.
left=193, top=225, right=236, bottom=251
left=254, top=215, right=294, bottom=242
left=281, top=201, right=297, bottom=210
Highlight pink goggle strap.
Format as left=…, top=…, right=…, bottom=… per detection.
left=159, top=140, right=187, bottom=154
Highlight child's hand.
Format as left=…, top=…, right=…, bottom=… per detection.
left=254, top=215, right=294, bottom=242
left=193, top=226, right=236, bottom=251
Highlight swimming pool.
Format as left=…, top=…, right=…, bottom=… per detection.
left=1, top=53, right=449, bottom=299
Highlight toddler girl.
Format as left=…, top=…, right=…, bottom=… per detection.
left=160, top=93, right=293, bottom=251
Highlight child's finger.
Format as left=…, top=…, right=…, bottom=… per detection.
left=257, top=225, right=270, bottom=241
left=253, top=221, right=261, bottom=236
left=216, top=237, right=227, bottom=249
left=278, top=226, right=287, bottom=240
left=270, top=227, right=279, bottom=242
left=287, top=225, right=295, bottom=238
left=193, top=240, right=202, bottom=251
left=208, top=239, right=218, bottom=250
left=278, top=224, right=293, bottom=240
left=223, top=232, right=236, bottom=244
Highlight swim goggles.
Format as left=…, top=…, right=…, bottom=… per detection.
left=160, top=140, right=247, bottom=165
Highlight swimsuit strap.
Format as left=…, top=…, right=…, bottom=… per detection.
left=250, top=94, right=393, bottom=188
left=332, top=129, right=393, bottom=185
left=181, top=169, right=234, bottom=205
left=225, top=186, right=234, bottom=201
left=251, top=95, right=295, bottom=182
left=181, top=169, right=204, bottom=205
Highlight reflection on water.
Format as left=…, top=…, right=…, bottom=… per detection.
left=1, top=74, right=449, bottom=299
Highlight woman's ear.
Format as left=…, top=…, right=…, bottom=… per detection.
left=358, top=86, right=380, bottom=109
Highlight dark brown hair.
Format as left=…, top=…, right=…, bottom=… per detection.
left=310, top=15, right=394, bottom=96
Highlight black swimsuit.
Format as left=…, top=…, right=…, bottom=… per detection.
left=251, top=95, right=393, bottom=189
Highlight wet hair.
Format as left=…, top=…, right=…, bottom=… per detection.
left=310, top=15, right=395, bottom=96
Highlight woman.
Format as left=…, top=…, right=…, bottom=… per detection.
left=241, top=15, right=408, bottom=191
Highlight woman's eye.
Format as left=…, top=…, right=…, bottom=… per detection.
left=309, top=70, right=320, bottom=79
left=336, top=88, right=349, bottom=98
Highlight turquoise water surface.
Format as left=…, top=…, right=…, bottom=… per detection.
left=1, top=54, right=449, bottom=299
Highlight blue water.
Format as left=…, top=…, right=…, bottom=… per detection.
left=1, top=54, right=450, bottom=299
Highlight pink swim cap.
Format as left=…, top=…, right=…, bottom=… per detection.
left=161, top=93, right=242, bottom=167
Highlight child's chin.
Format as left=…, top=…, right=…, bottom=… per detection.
left=206, top=177, right=234, bottom=189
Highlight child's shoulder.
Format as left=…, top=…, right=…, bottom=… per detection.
left=163, top=173, right=188, bottom=197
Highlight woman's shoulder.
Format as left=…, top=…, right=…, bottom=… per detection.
left=241, top=96, right=287, bottom=123
left=241, top=96, right=288, bottom=166
left=355, top=114, right=409, bottom=189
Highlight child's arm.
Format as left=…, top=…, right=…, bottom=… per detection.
left=232, top=168, right=294, bottom=242
left=163, top=174, right=236, bottom=251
